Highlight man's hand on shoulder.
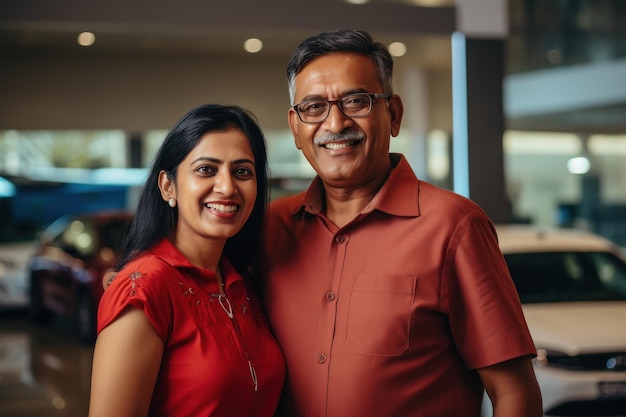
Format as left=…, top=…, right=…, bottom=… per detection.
left=103, top=270, right=118, bottom=290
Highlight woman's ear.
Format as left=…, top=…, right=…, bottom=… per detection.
left=158, top=170, right=174, bottom=202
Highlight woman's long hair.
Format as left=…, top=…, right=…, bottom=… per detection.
left=115, top=104, right=269, bottom=274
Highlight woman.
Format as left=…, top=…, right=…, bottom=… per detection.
left=88, top=104, right=285, bottom=417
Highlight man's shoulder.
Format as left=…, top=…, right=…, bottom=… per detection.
left=417, top=180, right=488, bottom=220
left=268, top=191, right=306, bottom=216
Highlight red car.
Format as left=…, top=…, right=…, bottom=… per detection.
left=27, top=210, right=133, bottom=342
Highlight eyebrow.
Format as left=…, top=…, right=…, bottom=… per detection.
left=298, top=89, right=369, bottom=103
left=191, top=156, right=255, bottom=166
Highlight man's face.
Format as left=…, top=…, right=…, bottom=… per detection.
left=288, top=52, right=403, bottom=189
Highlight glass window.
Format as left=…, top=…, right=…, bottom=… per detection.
left=504, top=130, right=626, bottom=248
left=505, top=251, right=626, bottom=303
left=0, top=130, right=127, bottom=180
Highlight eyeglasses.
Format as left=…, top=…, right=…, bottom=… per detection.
left=293, top=93, right=391, bottom=123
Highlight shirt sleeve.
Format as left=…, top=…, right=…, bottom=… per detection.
left=446, top=215, right=536, bottom=369
left=97, top=256, right=173, bottom=342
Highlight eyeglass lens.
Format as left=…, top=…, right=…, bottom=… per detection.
left=296, top=93, right=372, bottom=122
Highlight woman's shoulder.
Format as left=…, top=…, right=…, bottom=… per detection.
left=123, top=251, right=175, bottom=273
left=112, top=252, right=180, bottom=292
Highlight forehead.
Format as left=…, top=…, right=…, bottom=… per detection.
left=186, top=128, right=254, bottom=160
left=294, top=53, right=382, bottom=99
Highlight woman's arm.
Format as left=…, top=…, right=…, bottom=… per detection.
left=89, top=307, right=164, bottom=417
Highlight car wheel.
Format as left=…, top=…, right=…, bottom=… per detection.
left=28, top=275, right=52, bottom=325
left=75, top=290, right=96, bottom=343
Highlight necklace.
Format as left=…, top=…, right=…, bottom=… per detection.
left=211, top=293, right=233, bottom=318
left=216, top=266, right=226, bottom=289
left=209, top=265, right=232, bottom=318
left=210, top=284, right=257, bottom=391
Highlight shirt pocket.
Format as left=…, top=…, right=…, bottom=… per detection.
left=345, top=274, right=417, bottom=356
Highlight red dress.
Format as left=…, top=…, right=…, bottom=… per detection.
left=98, top=239, right=285, bottom=417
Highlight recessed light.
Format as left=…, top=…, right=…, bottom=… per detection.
left=388, top=42, right=407, bottom=57
left=244, top=38, right=263, bottom=54
left=77, top=32, right=95, bottom=47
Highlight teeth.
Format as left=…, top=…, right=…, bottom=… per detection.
left=323, top=141, right=354, bottom=150
left=206, top=203, right=238, bottom=213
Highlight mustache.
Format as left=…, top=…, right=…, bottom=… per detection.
left=314, top=130, right=365, bottom=146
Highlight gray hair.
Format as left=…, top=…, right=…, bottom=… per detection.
left=286, top=30, right=394, bottom=105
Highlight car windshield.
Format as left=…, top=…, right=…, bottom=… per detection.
left=505, top=251, right=626, bottom=303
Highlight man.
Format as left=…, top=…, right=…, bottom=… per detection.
left=257, top=30, right=542, bottom=417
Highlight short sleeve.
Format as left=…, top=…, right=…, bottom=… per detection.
left=97, top=256, right=174, bottom=342
left=447, top=216, right=535, bottom=369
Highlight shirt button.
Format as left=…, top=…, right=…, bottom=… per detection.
left=326, top=292, right=335, bottom=301
left=335, top=235, right=345, bottom=244
left=318, top=354, right=327, bottom=364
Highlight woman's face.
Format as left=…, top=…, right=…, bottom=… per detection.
left=161, top=127, right=257, bottom=246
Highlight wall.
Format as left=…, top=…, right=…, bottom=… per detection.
left=0, top=47, right=291, bottom=131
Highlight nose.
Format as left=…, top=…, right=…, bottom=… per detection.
left=214, top=170, right=236, bottom=195
left=323, top=102, right=354, bottom=132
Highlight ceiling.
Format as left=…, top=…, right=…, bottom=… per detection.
left=0, top=0, right=455, bottom=56
left=1, top=0, right=625, bottom=134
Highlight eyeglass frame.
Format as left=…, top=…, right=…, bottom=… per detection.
left=292, top=93, right=392, bottom=123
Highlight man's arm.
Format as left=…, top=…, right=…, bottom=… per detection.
left=478, top=356, right=543, bottom=417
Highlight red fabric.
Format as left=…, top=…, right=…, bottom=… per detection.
left=98, top=239, right=285, bottom=417
left=259, top=154, right=535, bottom=417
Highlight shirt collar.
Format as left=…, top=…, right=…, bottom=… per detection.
left=293, top=153, right=421, bottom=218
left=149, top=238, right=240, bottom=284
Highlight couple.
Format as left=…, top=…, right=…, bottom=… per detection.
left=88, top=30, right=543, bottom=417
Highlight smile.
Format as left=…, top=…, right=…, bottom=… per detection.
left=321, top=140, right=359, bottom=150
left=205, top=203, right=239, bottom=213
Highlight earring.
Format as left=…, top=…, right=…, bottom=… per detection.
left=168, top=198, right=177, bottom=208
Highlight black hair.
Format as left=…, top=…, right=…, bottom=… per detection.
left=115, top=104, right=269, bottom=274
left=286, top=29, right=394, bottom=104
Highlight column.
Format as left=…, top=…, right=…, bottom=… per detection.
left=453, top=0, right=510, bottom=223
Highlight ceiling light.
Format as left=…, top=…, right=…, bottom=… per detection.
left=244, top=38, right=263, bottom=54
left=388, top=42, right=407, bottom=57
left=567, top=156, right=590, bottom=175
left=345, top=0, right=369, bottom=4
left=409, top=0, right=452, bottom=5
left=77, top=32, right=95, bottom=47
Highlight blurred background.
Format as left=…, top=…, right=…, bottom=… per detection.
left=0, top=0, right=625, bottom=416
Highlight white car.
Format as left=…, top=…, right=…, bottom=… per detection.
left=493, top=225, right=626, bottom=416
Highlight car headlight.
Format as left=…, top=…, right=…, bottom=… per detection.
left=535, top=348, right=626, bottom=371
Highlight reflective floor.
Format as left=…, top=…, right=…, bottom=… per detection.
left=1, top=308, right=624, bottom=417
left=0, top=309, right=93, bottom=417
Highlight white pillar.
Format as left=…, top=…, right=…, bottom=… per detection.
left=397, top=66, right=429, bottom=180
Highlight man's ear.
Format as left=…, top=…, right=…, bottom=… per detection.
left=288, top=108, right=302, bottom=150
left=388, top=94, right=404, bottom=138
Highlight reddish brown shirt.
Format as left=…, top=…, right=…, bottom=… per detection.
left=260, top=154, right=535, bottom=417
